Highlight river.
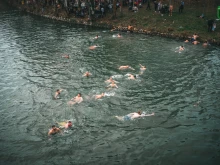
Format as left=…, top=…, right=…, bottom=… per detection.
left=0, top=3, right=220, bottom=165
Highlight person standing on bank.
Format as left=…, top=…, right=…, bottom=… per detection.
left=146, top=0, right=151, bottom=10
left=179, top=1, right=184, bottom=13
left=169, top=4, right=173, bottom=16
left=208, top=19, right=214, bottom=32
left=154, top=0, right=158, bottom=13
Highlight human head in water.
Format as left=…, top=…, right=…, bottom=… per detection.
left=67, top=121, right=72, bottom=127
left=52, top=125, right=56, bottom=130
left=137, top=111, right=142, bottom=115
left=78, top=93, right=82, bottom=97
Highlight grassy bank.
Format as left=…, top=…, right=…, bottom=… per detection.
left=8, top=1, right=220, bottom=45
left=96, top=3, right=220, bottom=44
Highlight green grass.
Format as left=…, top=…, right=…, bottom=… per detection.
left=14, top=1, right=220, bottom=44
left=95, top=4, right=219, bottom=44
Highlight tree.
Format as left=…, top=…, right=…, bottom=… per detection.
left=113, top=0, right=117, bottom=18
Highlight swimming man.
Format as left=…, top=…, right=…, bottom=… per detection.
left=62, top=54, right=70, bottom=59
left=89, top=45, right=98, bottom=50
left=105, top=76, right=118, bottom=83
left=179, top=46, right=185, bottom=51
left=58, top=121, right=73, bottom=129
left=106, top=81, right=118, bottom=89
left=139, top=64, right=146, bottom=71
left=68, top=93, right=83, bottom=105
left=115, top=111, right=155, bottom=121
left=118, top=65, right=135, bottom=70
left=48, top=125, right=62, bottom=136
left=95, top=93, right=105, bottom=99
left=54, top=89, right=63, bottom=99
left=117, top=33, right=122, bottom=38
left=127, top=73, right=136, bottom=80
left=83, top=71, right=92, bottom=77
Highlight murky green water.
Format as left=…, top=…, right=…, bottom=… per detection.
left=0, top=3, right=220, bottom=165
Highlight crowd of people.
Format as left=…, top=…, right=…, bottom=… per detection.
left=17, top=0, right=217, bottom=36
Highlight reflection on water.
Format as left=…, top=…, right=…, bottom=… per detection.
left=0, top=8, right=220, bottom=165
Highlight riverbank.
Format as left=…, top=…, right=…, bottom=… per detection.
left=8, top=1, right=220, bottom=46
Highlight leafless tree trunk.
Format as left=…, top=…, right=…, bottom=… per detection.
left=113, top=0, right=116, bottom=17
left=120, top=0, right=123, bottom=16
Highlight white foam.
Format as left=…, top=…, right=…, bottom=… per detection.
left=112, top=74, right=123, bottom=79
left=104, top=92, right=115, bottom=96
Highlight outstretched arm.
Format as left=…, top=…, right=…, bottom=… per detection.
left=139, top=64, right=143, bottom=67
left=48, top=130, right=52, bottom=136
left=142, top=112, right=155, bottom=117
left=129, top=66, right=135, bottom=70
left=71, top=97, right=76, bottom=101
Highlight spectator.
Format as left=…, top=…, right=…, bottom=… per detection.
left=108, top=3, right=113, bottom=13
left=197, top=13, right=205, bottom=19
left=208, top=19, right=214, bottom=32
left=169, top=4, right=173, bottom=16
left=101, top=6, right=105, bottom=17
left=158, top=1, right=162, bottom=13
left=133, top=5, right=138, bottom=12
left=179, top=1, right=184, bottom=13
left=154, top=0, right=158, bottom=12
left=146, top=0, right=151, bottom=10
left=212, top=22, right=216, bottom=31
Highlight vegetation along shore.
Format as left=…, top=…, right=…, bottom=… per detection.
left=7, top=0, right=220, bottom=46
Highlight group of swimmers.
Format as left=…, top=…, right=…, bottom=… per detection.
left=89, top=33, right=122, bottom=50
left=49, top=35, right=155, bottom=137
left=50, top=63, right=154, bottom=136
left=48, top=121, right=72, bottom=136
left=184, top=33, right=209, bottom=47
left=176, top=33, right=209, bottom=53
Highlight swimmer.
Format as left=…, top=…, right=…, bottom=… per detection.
left=105, top=76, right=114, bottom=83
left=203, top=41, right=208, bottom=47
left=58, top=121, right=73, bottom=129
left=118, top=65, right=135, bottom=70
left=192, top=40, right=199, bottom=45
left=193, top=33, right=199, bottom=40
left=68, top=93, right=83, bottom=105
left=175, top=46, right=184, bottom=53
left=93, top=35, right=99, bottom=39
left=117, top=33, right=122, bottom=38
left=89, top=45, right=98, bottom=50
left=62, top=54, right=70, bottom=59
left=95, top=93, right=105, bottom=99
left=139, top=64, right=146, bottom=71
left=127, top=25, right=133, bottom=32
left=65, top=121, right=72, bottom=128
left=127, top=73, right=136, bottom=80
left=54, top=89, right=63, bottom=99
left=179, top=46, right=185, bottom=51
left=110, top=27, right=117, bottom=31
left=184, top=40, right=189, bottom=43
left=48, top=125, right=62, bottom=136
left=83, top=71, right=92, bottom=77
left=106, top=81, right=118, bottom=89
left=194, top=101, right=201, bottom=107
left=105, top=76, right=118, bottom=83
left=115, top=111, right=155, bottom=121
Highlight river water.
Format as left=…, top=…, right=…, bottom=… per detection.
left=0, top=4, right=220, bottom=165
